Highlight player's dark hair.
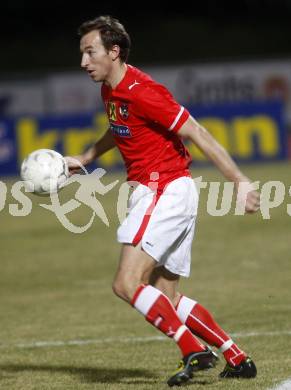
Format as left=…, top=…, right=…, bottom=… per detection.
left=78, top=15, right=131, bottom=63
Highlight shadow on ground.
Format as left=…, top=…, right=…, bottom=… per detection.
left=0, top=364, right=157, bottom=384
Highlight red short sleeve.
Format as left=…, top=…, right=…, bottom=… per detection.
left=133, top=83, right=189, bottom=132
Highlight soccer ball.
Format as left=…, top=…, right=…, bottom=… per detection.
left=20, top=149, right=69, bottom=195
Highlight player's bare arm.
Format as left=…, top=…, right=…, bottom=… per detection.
left=65, top=128, right=116, bottom=174
left=178, top=115, right=260, bottom=213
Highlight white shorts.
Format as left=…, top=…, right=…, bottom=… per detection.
left=117, top=176, right=199, bottom=277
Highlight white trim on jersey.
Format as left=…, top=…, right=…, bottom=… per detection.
left=133, top=285, right=161, bottom=315
left=169, top=106, right=184, bottom=131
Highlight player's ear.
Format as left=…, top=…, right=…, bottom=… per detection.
left=110, top=45, right=120, bottom=61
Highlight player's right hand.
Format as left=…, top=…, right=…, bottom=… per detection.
left=64, top=156, right=86, bottom=176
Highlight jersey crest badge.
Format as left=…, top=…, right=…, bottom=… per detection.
left=119, top=104, right=129, bottom=120
left=108, top=102, right=117, bottom=121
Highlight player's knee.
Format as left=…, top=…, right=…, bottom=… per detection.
left=112, top=278, right=139, bottom=303
left=112, top=280, right=130, bottom=302
left=112, top=279, right=124, bottom=299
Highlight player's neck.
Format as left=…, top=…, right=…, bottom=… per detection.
left=105, top=62, right=127, bottom=90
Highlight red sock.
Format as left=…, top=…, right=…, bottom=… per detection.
left=131, top=285, right=205, bottom=357
left=176, top=295, right=246, bottom=366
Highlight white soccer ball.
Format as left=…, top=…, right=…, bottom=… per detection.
left=20, top=149, right=69, bottom=195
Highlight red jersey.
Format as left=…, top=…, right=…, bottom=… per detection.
left=101, top=65, right=192, bottom=189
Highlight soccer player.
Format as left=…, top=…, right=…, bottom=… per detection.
left=66, top=15, right=260, bottom=386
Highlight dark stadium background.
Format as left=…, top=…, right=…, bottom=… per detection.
left=1, top=2, right=291, bottom=390
left=1, top=0, right=291, bottom=75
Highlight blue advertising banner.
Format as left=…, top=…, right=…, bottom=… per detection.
left=187, top=100, right=287, bottom=163
left=0, top=100, right=287, bottom=176
left=0, top=118, right=18, bottom=176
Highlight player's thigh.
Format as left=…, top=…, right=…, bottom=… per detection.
left=113, top=243, right=157, bottom=300
left=149, top=266, right=180, bottom=305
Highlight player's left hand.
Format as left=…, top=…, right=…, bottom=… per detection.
left=235, top=178, right=260, bottom=214
left=245, top=187, right=260, bottom=213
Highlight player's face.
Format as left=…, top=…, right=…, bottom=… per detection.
left=80, top=30, right=112, bottom=82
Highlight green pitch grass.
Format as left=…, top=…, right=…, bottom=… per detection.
left=0, top=161, right=290, bottom=390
